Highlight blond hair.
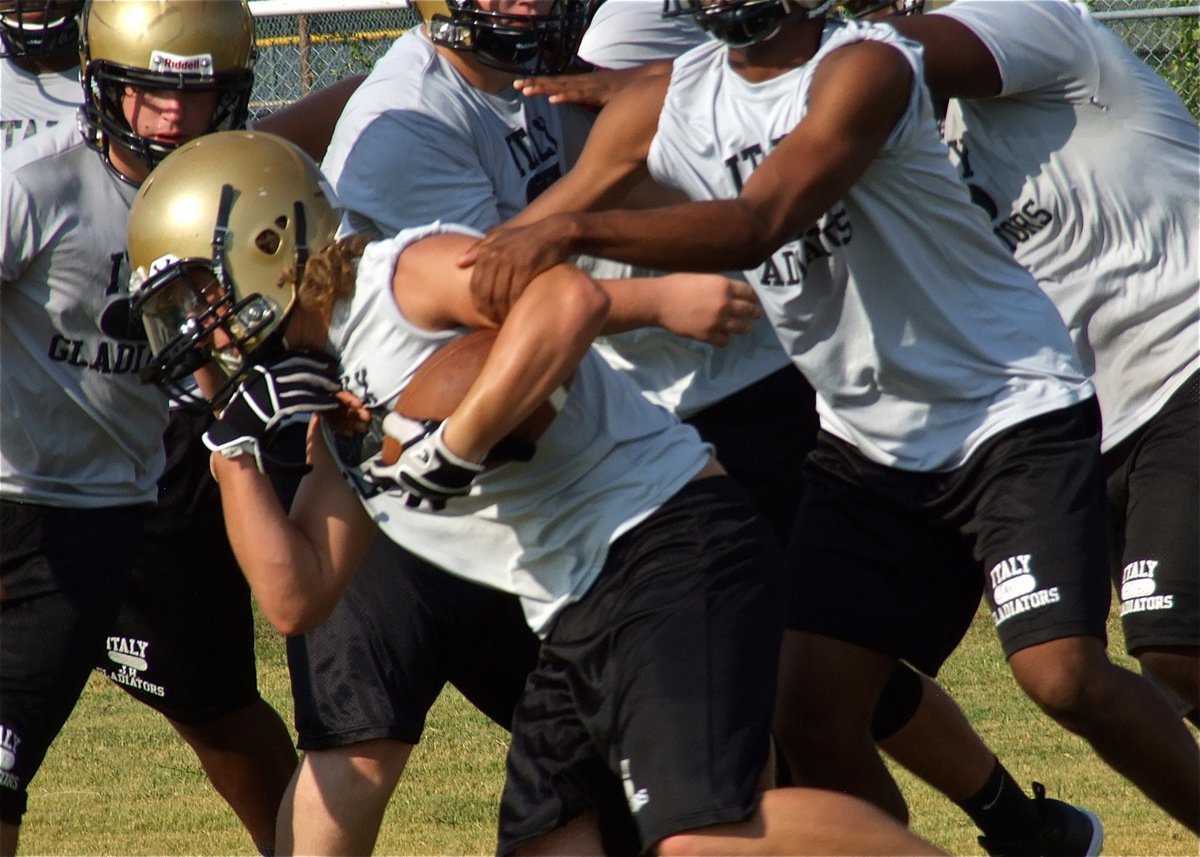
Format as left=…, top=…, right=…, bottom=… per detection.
left=278, top=232, right=374, bottom=311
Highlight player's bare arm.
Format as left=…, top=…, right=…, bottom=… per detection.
left=393, top=232, right=609, bottom=464
left=513, top=59, right=672, bottom=109
left=462, top=42, right=912, bottom=297
left=599, top=273, right=762, bottom=347
left=212, top=416, right=376, bottom=636
left=459, top=72, right=669, bottom=318
left=887, top=15, right=1001, bottom=102
left=256, top=74, right=367, bottom=162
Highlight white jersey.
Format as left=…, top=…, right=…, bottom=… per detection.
left=321, top=27, right=594, bottom=237
left=325, top=223, right=712, bottom=636
left=0, top=59, right=80, bottom=150
left=648, top=20, right=1093, bottom=471
left=1, top=123, right=167, bottom=506
left=934, top=0, right=1199, bottom=451
left=578, top=0, right=710, bottom=71
left=577, top=3, right=792, bottom=416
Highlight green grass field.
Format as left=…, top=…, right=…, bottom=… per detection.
left=19, top=603, right=1200, bottom=856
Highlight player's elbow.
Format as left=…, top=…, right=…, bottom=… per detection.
left=262, top=598, right=333, bottom=637
left=561, top=267, right=612, bottom=335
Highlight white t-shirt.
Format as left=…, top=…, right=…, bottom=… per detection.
left=934, top=0, right=1199, bottom=451
left=648, top=19, right=1093, bottom=471
left=578, top=0, right=710, bottom=71
left=1, top=123, right=167, bottom=506
left=322, top=27, right=593, bottom=237
left=325, top=223, right=712, bottom=636
left=0, top=58, right=80, bottom=150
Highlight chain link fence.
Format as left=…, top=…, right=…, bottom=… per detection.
left=247, top=1, right=1199, bottom=118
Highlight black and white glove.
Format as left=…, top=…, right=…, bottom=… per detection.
left=366, top=416, right=485, bottom=511
left=203, top=351, right=342, bottom=473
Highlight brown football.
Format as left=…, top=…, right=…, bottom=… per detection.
left=378, top=328, right=565, bottom=467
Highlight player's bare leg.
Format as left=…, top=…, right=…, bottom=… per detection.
left=276, top=739, right=412, bottom=856
left=1008, top=634, right=1200, bottom=832
left=877, top=674, right=997, bottom=802
left=773, top=630, right=910, bottom=822
left=1, top=820, right=17, bottom=857
left=169, top=699, right=297, bottom=854
left=1137, top=646, right=1200, bottom=717
left=653, top=788, right=945, bottom=856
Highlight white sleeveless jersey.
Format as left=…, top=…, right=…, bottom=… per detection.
left=325, top=223, right=712, bottom=636
left=648, top=20, right=1093, bottom=471
left=576, top=3, right=791, bottom=416
left=1, top=123, right=167, bottom=506
left=934, top=0, right=1199, bottom=451
left=578, top=0, right=711, bottom=71
left=0, top=59, right=80, bottom=150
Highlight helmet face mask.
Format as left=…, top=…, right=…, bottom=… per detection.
left=0, top=0, right=83, bottom=58
left=418, top=0, right=590, bottom=75
left=663, top=0, right=834, bottom=48
left=79, top=0, right=256, bottom=175
left=128, top=131, right=341, bottom=412
left=131, top=256, right=278, bottom=409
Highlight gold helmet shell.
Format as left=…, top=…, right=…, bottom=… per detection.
left=128, top=130, right=341, bottom=406
left=80, top=0, right=256, bottom=171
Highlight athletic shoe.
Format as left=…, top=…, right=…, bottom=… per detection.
left=978, top=782, right=1104, bottom=857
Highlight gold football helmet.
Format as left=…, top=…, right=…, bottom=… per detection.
left=0, top=0, right=84, bottom=57
left=128, top=130, right=341, bottom=407
left=415, top=0, right=589, bottom=75
left=80, top=0, right=256, bottom=172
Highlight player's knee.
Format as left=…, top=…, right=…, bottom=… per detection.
left=1010, top=641, right=1114, bottom=726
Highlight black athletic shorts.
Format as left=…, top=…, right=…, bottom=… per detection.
left=97, top=408, right=261, bottom=723
left=1105, top=372, right=1199, bottom=654
left=497, top=476, right=784, bottom=855
left=0, top=500, right=144, bottom=824
left=287, top=533, right=540, bottom=750
left=787, top=399, right=1111, bottom=675
left=685, top=364, right=817, bottom=545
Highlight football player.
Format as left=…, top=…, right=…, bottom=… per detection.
left=457, top=0, right=1200, bottom=842
left=840, top=0, right=1200, bottom=851
left=127, top=127, right=944, bottom=857
left=0, top=0, right=83, bottom=149
left=280, top=1, right=773, bottom=852
left=1, top=2, right=360, bottom=853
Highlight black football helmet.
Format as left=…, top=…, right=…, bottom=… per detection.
left=415, top=0, right=590, bottom=75
left=0, top=0, right=83, bottom=58
left=663, top=0, right=834, bottom=48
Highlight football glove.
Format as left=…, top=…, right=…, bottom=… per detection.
left=366, top=416, right=485, bottom=511
left=203, top=351, right=342, bottom=473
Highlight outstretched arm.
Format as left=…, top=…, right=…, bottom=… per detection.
left=256, top=74, right=367, bottom=162
left=462, top=41, right=912, bottom=313
left=887, top=15, right=1001, bottom=102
